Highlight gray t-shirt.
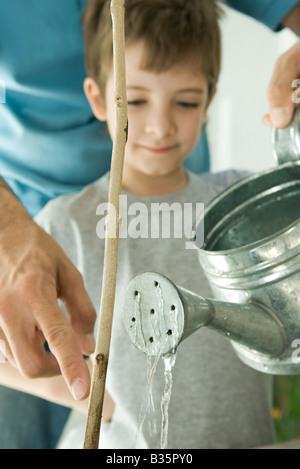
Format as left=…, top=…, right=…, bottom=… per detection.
left=36, top=170, right=275, bottom=449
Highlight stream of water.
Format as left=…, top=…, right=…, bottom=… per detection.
left=132, top=280, right=179, bottom=449
left=135, top=349, right=177, bottom=449
left=160, top=353, right=177, bottom=449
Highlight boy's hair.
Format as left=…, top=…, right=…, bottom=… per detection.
left=83, top=0, right=224, bottom=100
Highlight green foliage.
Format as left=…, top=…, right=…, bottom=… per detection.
left=273, top=375, right=300, bottom=442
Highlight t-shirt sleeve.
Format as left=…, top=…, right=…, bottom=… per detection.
left=35, top=198, right=65, bottom=239
left=226, top=0, right=300, bottom=31
left=34, top=196, right=79, bottom=266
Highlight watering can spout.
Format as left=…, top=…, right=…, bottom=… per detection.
left=123, top=272, right=287, bottom=360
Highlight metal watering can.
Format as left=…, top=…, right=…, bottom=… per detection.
left=123, top=107, right=300, bottom=375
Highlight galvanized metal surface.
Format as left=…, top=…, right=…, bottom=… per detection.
left=194, top=107, right=300, bottom=374
left=196, top=177, right=300, bottom=374
left=272, top=106, right=300, bottom=164
left=123, top=272, right=185, bottom=357
left=123, top=272, right=286, bottom=358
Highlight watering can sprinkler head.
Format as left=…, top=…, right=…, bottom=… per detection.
left=123, top=271, right=287, bottom=361
left=123, top=272, right=186, bottom=357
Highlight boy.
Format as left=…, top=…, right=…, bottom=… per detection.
left=0, top=0, right=275, bottom=449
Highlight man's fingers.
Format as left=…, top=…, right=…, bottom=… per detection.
left=267, top=70, right=295, bottom=127
left=0, top=329, right=13, bottom=365
left=0, top=320, right=61, bottom=378
left=1, top=306, right=91, bottom=401
left=266, top=40, right=300, bottom=128
left=262, top=113, right=272, bottom=126
left=34, top=303, right=92, bottom=400
left=58, top=261, right=96, bottom=355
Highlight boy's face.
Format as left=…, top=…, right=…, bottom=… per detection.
left=86, top=41, right=211, bottom=192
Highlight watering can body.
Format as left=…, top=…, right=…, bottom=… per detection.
left=123, top=108, right=300, bottom=375
left=195, top=161, right=300, bottom=374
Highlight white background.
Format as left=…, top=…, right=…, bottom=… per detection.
left=207, top=5, right=298, bottom=173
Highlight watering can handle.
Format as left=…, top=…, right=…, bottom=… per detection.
left=272, top=106, right=300, bottom=165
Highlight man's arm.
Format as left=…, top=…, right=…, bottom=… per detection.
left=0, top=178, right=96, bottom=400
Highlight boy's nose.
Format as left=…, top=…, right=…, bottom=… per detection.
left=145, top=110, right=176, bottom=138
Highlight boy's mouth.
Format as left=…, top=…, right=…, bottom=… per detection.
left=141, top=144, right=179, bottom=154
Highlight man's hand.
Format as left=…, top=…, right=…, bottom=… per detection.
left=0, top=183, right=96, bottom=401
left=263, top=3, right=300, bottom=128
left=263, top=39, right=300, bottom=128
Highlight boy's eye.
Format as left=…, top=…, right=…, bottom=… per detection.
left=127, top=100, right=146, bottom=106
left=177, top=102, right=200, bottom=109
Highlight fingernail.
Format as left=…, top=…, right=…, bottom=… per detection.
left=71, top=378, right=88, bottom=401
left=271, top=107, right=289, bottom=127
left=85, top=333, right=95, bottom=352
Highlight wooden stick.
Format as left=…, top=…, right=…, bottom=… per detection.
left=83, top=0, right=127, bottom=450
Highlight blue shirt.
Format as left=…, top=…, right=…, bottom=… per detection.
left=228, top=0, right=299, bottom=31
left=0, top=0, right=298, bottom=216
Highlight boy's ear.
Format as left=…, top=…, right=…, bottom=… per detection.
left=84, top=77, right=107, bottom=121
